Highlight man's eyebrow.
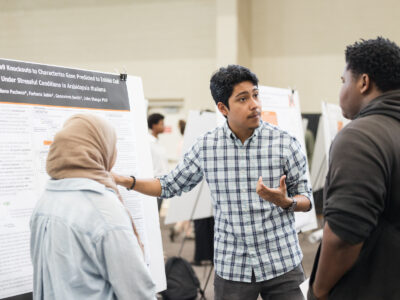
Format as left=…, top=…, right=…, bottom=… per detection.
left=235, top=91, right=249, bottom=98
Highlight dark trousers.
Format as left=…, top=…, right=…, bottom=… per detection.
left=214, top=265, right=305, bottom=300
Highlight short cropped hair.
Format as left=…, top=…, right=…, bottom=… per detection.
left=147, top=113, right=164, bottom=129
left=345, top=37, right=400, bottom=92
left=210, top=65, right=259, bottom=108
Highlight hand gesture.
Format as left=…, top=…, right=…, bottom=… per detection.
left=256, top=175, right=292, bottom=208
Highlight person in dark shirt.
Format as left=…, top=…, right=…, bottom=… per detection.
left=308, top=37, right=400, bottom=300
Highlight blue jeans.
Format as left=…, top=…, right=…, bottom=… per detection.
left=214, top=265, right=305, bottom=300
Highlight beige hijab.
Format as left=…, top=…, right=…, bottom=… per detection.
left=46, top=114, right=143, bottom=253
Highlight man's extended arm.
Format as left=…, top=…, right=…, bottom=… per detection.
left=112, top=173, right=162, bottom=197
left=113, top=139, right=204, bottom=199
left=311, top=222, right=363, bottom=300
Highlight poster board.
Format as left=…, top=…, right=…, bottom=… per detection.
left=0, top=58, right=165, bottom=299
left=164, top=110, right=216, bottom=224
left=310, top=102, right=351, bottom=191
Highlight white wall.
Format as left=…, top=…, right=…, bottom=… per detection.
left=0, top=0, right=218, bottom=113
left=251, top=0, right=400, bottom=112
left=2, top=0, right=400, bottom=114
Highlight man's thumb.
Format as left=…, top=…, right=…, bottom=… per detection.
left=280, top=175, right=286, bottom=188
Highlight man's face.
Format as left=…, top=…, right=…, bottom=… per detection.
left=339, top=66, right=364, bottom=120
left=220, top=81, right=261, bottom=133
left=153, top=119, right=165, bottom=134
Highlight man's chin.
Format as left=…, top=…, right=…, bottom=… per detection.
left=341, top=111, right=354, bottom=120
left=248, top=119, right=260, bottom=129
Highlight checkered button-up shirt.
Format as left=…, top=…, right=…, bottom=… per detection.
left=159, top=121, right=311, bottom=282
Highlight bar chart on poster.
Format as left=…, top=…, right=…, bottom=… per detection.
left=0, top=59, right=165, bottom=299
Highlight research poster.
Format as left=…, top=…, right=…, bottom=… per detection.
left=0, top=59, right=165, bottom=299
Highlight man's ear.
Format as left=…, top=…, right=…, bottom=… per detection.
left=217, top=102, right=229, bottom=117
left=359, top=73, right=371, bottom=94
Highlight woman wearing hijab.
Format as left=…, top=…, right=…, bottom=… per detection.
left=30, top=114, right=156, bottom=300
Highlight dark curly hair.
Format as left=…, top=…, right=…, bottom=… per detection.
left=210, top=65, right=258, bottom=108
left=345, top=37, right=400, bottom=92
left=147, top=113, right=164, bottom=129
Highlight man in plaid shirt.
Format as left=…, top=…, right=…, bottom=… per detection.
left=115, top=65, right=312, bottom=300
